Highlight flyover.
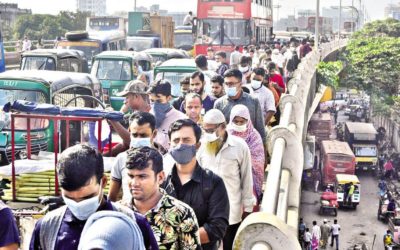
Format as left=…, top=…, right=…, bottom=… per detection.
left=234, top=39, right=348, bottom=250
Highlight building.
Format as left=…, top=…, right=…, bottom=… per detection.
left=0, top=3, right=31, bottom=39
left=322, top=7, right=358, bottom=33
left=76, top=0, right=106, bottom=16
left=385, top=3, right=400, bottom=20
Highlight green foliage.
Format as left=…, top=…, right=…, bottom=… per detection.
left=317, top=61, right=343, bottom=90
left=343, top=19, right=400, bottom=114
left=13, top=11, right=90, bottom=40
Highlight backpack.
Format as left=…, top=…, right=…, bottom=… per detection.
left=286, top=51, right=300, bottom=72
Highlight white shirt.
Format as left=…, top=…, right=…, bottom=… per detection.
left=246, top=84, right=276, bottom=118
left=197, top=133, right=254, bottom=225
left=183, top=14, right=192, bottom=25
left=230, top=50, right=242, bottom=66
left=331, top=224, right=341, bottom=235
left=271, top=52, right=285, bottom=68
left=111, top=152, right=131, bottom=201
left=304, top=231, right=312, bottom=242
left=312, top=225, right=321, bottom=240
left=22, top=39, right=31, bottom=51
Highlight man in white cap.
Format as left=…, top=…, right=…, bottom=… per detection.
left=197, top=109, right=254, bottom=250
left=320, top=219, right=331, bottom=249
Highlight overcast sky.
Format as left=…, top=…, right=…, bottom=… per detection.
left=4, top=0, right=396, bottom=21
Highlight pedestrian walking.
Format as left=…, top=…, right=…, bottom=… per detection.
left=385, top=159, right=394, bottom=180
left=304, top=228, right=312, bottom=250
left=320, top=219, right=331, bottom=249
left=311, top=221, right=321, bottom=250
left=330, top=219, right=340, bottom=250
left=298, top=218, right=306, bottom=248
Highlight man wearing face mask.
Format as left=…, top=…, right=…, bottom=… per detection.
left=148, top=79, right=187, bottom=151
left=246, top=68, right=276, bottom=125
left=108, top=111, right=167, bottom=202
left=238, top=56, right=252, bottom=84
left=214, top=69, right=266, bottom=145
left=30, top=144, right=158, bottom=250
left=197, top=109, right=254, bottom=250
left=162, top=119, right=229, bottom=250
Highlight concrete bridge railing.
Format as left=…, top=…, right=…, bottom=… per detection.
left=233, top=39, right=348, bottom=250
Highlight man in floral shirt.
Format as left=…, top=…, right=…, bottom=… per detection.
left=122, top=146, right=201, bottom=250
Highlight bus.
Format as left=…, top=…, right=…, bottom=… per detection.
left=0, top=30, right=5, bottom=73
left=194, top=0, right=273, bottom=56
left=86, top=16, right=126, bottom=33
left=55, top=30, right=126, bottom=68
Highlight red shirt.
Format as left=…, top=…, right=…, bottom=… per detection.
left=268, top=74, right=286, bottom=97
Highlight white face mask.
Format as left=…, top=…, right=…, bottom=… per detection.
left=62, top=180, right=103, bottom=221
left=202, top=131, right=219, bottom=143
left=251, top=80, right=262, bottom=89
left=239, top=66, right=249, bottom=73
left=231, top=123, right=247, bottom=132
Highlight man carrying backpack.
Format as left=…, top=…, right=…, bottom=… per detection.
left=162, top=119, right=230, bottom=250
left=284, top=42, right=300, bottom=83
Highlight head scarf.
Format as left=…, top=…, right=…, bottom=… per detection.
left=227, top=104, right=265, bottom=202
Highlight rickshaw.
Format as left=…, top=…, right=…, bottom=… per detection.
left=334, top=174, right=360, bottom=209
left=320, top=189, right=338, bottom=216
left=91, top=50, right=153, bottom=110
left=143, top=48, right=190, bottom=64
left=20, top=49, right=89, bottom=73
left=0, top=70, right=102, bottom=164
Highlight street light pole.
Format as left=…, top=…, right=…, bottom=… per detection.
left=134, top=0, right=137, bottom=11
left=316, top=0, right=320, bottom=48
left=339, top=0, right=342, bottom=39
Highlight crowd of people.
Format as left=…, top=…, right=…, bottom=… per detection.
left=299, top=218, right=341, bottom=250
left=0, top=39, right=312, bottom=250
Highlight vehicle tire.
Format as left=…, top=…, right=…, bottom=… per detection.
left=319, top=207, right=323, bottom=215
left=353, top=204, right=357, bottom=210
left=65, top=31, right=88, bottom=41
left=334, top=208, right=337, bottom=216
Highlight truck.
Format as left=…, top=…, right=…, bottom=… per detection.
left=127, top=12, right=174, bottom=51
left=344, top=122, right=378, bottom=171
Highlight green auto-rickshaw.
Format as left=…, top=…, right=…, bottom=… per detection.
left=91, top=50, right=153, bottom=110
left=0, top=70, right=102, bottom=164
left=20, top=49, right=89, bottom=73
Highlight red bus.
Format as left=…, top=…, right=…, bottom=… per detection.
left=194, top=0, right=273, bottom=56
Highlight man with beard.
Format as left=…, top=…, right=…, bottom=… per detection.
left=197, top=109, right=254, bottom=250
left=181, top=71, right=215, bottom=113
left=148, top=79, right=186, bottom=150
left=210, top=75, right=225, bottom=99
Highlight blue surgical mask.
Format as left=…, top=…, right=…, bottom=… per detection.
left=62, top=181, right=102, bottom=221
left=151, top=102, right=171, bottom=128
left=225, top=86, right=238, bottom=97
left=130, top=136, right=152, bottom=148
left=169, top=144, right=196, bottom=165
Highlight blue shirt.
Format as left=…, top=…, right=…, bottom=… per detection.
left=29, top=196, right=158, bottom=250
left=0, top=202, right=20, bottom=247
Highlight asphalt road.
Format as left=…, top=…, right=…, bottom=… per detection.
left=300, top=110, right=387, bottom=250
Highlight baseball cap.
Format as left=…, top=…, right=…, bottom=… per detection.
left=203, top=109, right=226, bottom=124
left=147, top=79, right=171, bottom=97
left=116, top=80, right=148, bottom=97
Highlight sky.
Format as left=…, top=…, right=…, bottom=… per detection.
left=3, top=0, right=396, bottom=21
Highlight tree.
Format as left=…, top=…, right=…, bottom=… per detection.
left=317, top=61, right=343, bottom=90
left=342, top=19, right=400, bottom=114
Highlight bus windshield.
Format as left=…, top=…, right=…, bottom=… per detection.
left=200, top=19, right=251, bottom=45
left=174, top=33, right=193, bottom=48
left=0, top=89, right=49, bottom=130
left=127, top=39, right=154, bottom=52
left=57, top=41, right=101, bottom=62
left=21, top=57, right=56, bottom=70
left=95, top=60, right=132, bottom=81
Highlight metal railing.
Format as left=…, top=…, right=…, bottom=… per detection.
left=233, top=39, right=348, bottom=250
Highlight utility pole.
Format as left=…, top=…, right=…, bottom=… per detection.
left=351, top=0, right=354, bottom=33
left=339, top=0, right=342, bottom=39
left=134, top=0, right=137, bottom=11
left=316, top=0, right=320, bottom=48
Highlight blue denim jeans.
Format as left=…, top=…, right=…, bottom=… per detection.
left=330, top=235, right=339, bottom=250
